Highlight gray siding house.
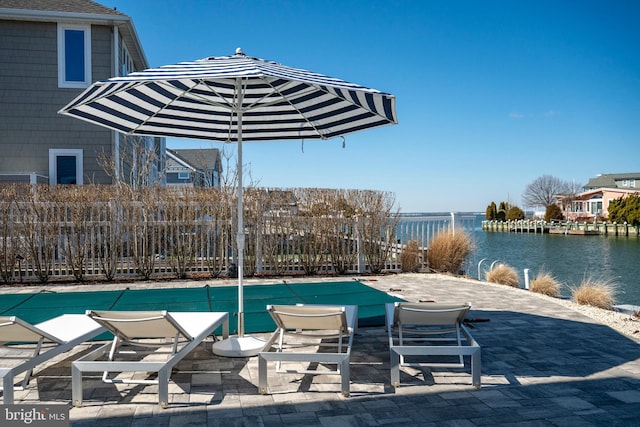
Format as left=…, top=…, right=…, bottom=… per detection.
left=0, top=0, right=164, bottom=186
left=166, top=148, right=222, bottom=188
left=583, top=173, right=640, bottom=191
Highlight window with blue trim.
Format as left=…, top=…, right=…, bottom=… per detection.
left=58, top=24, right=91, bottom=88
left=49, top=149, right=83, bottom=185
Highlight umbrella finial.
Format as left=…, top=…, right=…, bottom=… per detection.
left=235, top=47, right=244, bottom=56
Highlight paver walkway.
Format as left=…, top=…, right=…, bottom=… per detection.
left=3, top=273, right=640, bottom=426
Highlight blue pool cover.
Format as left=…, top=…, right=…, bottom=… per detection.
left=0, top=281, right=404, bottom=335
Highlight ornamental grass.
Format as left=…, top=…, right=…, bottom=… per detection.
left=485, top=263, right=519, bottom=287
left=571, top=276, right=617, bottom=310
left=426, top=230, right=473, bottom=275
left=530, top=270, right=561, bottom=297
left=400, top=240, right=421, bottom=273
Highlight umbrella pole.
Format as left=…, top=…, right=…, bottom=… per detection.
left=212, top=77, right=264, bottom=357
left=236, top=108, right=245, bottom=338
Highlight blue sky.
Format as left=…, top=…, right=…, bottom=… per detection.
left=109, top=0, right=640, bottom=213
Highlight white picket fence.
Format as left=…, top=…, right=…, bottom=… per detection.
left=2, top=206, right=475, bottom=283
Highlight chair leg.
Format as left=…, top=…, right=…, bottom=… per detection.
left=2, top=372, right=14, bottom=405
left=71, top=364, right=83, bottom=408
left=390, top=349, right=400, bottom=388
left=102, top=337, right=119, bottom=383
left=258, top=355, right=268, bottom=395
left=20, top=338, right=44, bottom=389
left=340, top=358, right=350, bottom=397
left=471, top=351, right=481, bottom=389
left=158, top=367, right=170, bottom=409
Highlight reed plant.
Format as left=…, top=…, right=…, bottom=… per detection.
left=400, top=240, right=421, bottom=273
left=571, top=276, right=617, bottom=309
left=426, top=229, right=473, bottom=274
left=486, top=263, right=519, bottom=287
left=530, top=270, right=561, bottom=297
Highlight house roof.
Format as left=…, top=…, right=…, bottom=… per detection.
left=572, top=187, right=640, bottom=201
left=585, top=173, right=640, bottom=189
left=166, top=150, right=195, bottom=171
left=0, top=0, right=148, bottom=69
left=169, top=149, right=221, bottom=171
left=0, top=0, right=123, bottom=15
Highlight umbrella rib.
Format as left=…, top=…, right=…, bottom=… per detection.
left=118, top=80, right=210, bottom=135
left=257, top=79, right=394, bottom=140
left=183, top=79, right=237, bottom=111
left=184, top=78, right=243, bottom=142
left=259, top=78, right=328, bottom=139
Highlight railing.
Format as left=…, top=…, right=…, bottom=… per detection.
left=477, top=258, right=503, bottom=281
left=396, top=212, right=478, bottom=271
left=0, top=173, right=49, bottom=184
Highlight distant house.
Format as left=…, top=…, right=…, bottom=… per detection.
left=0, top=0, right=165, bottom=186
left=260, top=189, right=298, bottom=216
left=557, top=173, right=640, bottom=220
left=583, top=173, right=639, bottom=191
left=166, top=148, right=222, bottom=188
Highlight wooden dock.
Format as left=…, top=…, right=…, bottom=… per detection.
left=482, top=219, right=638, bottom=237
left=548, top=228, right=600, bottom=236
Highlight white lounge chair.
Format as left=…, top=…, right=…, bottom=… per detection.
left=71, top=310, right=229, bottom=408
left=1, top=314, right=105, bottom=404
left=386, top=302, right=481, bottom=389
left=258, top=304, right=357, bottom=397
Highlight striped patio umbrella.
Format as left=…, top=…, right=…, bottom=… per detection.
left=59, top=48, right=397, bottom=356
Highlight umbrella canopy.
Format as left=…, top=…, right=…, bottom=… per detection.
left=60, top=48, right=396, bottom=142
left=59, top=48, right=397, bottom=356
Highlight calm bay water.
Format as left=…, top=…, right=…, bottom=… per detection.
left=402, top=214, right=640, bottom=306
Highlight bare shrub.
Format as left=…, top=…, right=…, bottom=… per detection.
left=125, top=188, right=161, bottom=279
left=530, top=270, right=561, bottom=297
left=352, top=190, right=399, bottom=274
left=90, top=186, right=123, bottom=281
left=400, top=240, right=421, bottom=273
left=261, top=206, right=295, bottom=275
left=290, top=188, right=399, bottom=275
left=486, top=264, right=519, bottom=287
left=96, top=199, right=122, bottom=281
left=571, top=276, right=617, bottom=309
left=296, top=216, right=323, bottom=275
left=191, top=188, right=233, bottom=278
left=325, top=216, right=358, bottom=275
left=427, top=230, right=473, bottom=274
left=0, top=185, right=21, bottom=284
left=163, top=188, right=199, bottom=279
left=56, top=186, right=96, bottom=281
left=293, top=188, right=336, bottom=275
left=15, top=186, right=58, bottom=283
left=1, top=181, right=405, bottom=282
left=318, top=189, right=359, bottom=275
